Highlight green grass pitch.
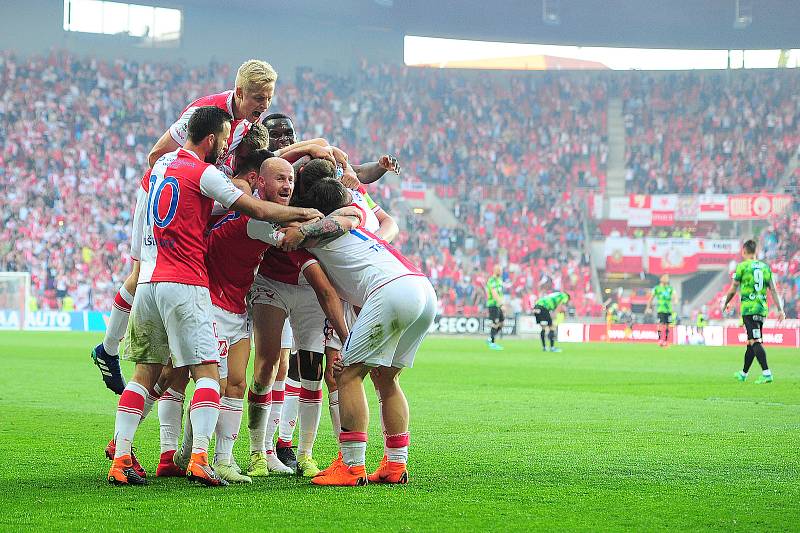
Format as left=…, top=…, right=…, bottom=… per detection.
left=1, top=331, right=798, bottom=531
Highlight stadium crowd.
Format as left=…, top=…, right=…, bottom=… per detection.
left=623, top=71, right=800, bottom=194
left=1, top=52, right=794, bottom=319
left=0, top=51, right=602, bottom=315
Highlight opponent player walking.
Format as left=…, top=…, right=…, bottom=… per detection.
left=724, top=240, right=785, bottom=384
left=646, top=275, right=675, bottom=347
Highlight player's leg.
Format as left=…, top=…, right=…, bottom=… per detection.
left=156, top=365, right=190, bottom=476
left=213, top=334, right=253, bottom=483
left=108, top=362, right=162, bottom=485
left=492, top=307, right=506, bottom=349
left=368, top=277, right=436, bottom=484
left=92, top=261, right=140, bottom=394
left=265, top=348, right=297, bottom=474
left=107, top=282, right=169, bottom=485
left=247, top=302, right=286, bottom=475
left=296, top=349, right=324, bottom=477
left=748, top=317, right=772, bottom=383
left=277, top=350, right=300, bottom=470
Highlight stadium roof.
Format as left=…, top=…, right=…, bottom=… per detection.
left=176, top=0, right=800, bottom=50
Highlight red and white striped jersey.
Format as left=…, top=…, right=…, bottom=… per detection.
left=168, top=90, right=250, bottom=172
left=206, top=214, right=283, bottom=314
left=138, top=148, right=244, bottom=287
left=257, top=248, right=319, bottom=286
left=309, top=220, right=425, bottom=307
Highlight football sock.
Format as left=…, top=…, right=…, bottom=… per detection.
left=102, top=286, right=133, bottom=356
left=279, top=377, right=301, bottom=446
left=141, top=383, right=161, bottom=423
left=265, top=380, right=284, bottom=452
left=663, top=325, right=670, bottom=342
left=385, top=432, right=410, bottom=464
left=743, top=344, right=756, bottom=373
left=548, top=329, right=555, bottom=348
left=158, top=387, right=185, bottom=454
left=298, top=378, right=323, bottom=457
left=339, top=431, right=367, bottom=467
left=752, top=342, right=769, bottom=371
left=189, top=377, right=220, bottom=455
left=247, top=381, right=271, bottom=453
left=328, top=389, right=341, bottom=441
left=214, top=396, right=243, bottom=465
left=113, top=381, right=147, bottom=458
left=540, top=330, right=547, bottom=348
left=490, top=326, right=497, bottom=343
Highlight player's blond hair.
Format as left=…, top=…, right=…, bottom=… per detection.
left=235, top=60, right=278, bottom=93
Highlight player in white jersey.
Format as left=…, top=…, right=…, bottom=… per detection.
left=281, top=170, right=437, bottom=487
left=107, top=106, right=322, bottom=487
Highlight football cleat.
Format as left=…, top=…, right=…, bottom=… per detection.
left=755, top=374, right=774, bottom=384
left=296, top=455, right=321, bottom=478
left=276, top=444, right=298, bottom=472
left=310, top=463, right=368, bottom=486
left=187, top=453, right=228, bottom=487
left=91, top=343, right=127, bottom=395
left=368, top=455, right=409, bottom=484
left=173, top=445, right=190, bottom=472
left=549, top=347, right=562, bottom=353
left=108, top=455, right=147, bottom=486
left=266, top=450, right=294, bottom=474
left=488, top=343, right=504, bottom=351
left=156, top=450, right=185, bottom=477
left=315, top=452, right=344, bottom=477
left=246, top=451, right=270, bottom=477
left=105, top=440, right=146, bottom=478
left=734, top=371, right=747, bottom=382
left=212, top=461, right=252, bottom=484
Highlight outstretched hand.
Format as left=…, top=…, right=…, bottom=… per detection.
left=379, top=154, right=401, bottom=175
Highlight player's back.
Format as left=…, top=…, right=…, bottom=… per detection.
left=736, top=259, right=772, bottom=314
left=310, top=228, right=424, bottom=307
left=139, top=149, right=237, bottom=287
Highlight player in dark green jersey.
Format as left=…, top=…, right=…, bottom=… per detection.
left=723, top=240, right=785, bottom=384
left=485, top=265, right=505, bottom=350
left=533, top=292, right=570, bottom=352
left=645, top=274, right=676, bottom=347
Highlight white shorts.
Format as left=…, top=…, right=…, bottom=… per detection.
left=250, top=275, right=326, bottom=352
left=326, top=300, right=358, bottom=352
left=281, top=318, right=294, bottom=350
left=123, top=282, right=219, bottom=369
left=129, top=186, right=147, bottom=261
left=341, top=276, right=436, bottom=369
left=212, top=305, right=251, bottom=379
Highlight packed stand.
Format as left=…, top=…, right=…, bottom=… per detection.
left=623, top=71, right=800, bottom=194
left=0, top=51, right=607, bottom=315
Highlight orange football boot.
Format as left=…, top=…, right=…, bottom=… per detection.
left=105, top=439, right=146, bottom=478
left=108, top=455, right=147, bottom=485
left=315, top=452, right=344, bottom=477
left=310, top=463, right=367, bottom=486
left=368, top=455, right=409, bottom=484
left=186, top=452, right=228, bottom=487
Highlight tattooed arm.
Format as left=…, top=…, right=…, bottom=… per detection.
left=279, top=206, right=363, bottom=251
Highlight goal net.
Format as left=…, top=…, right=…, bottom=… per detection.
left=0, top=272, right=31, bottom=330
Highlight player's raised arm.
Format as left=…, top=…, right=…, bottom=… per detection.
left=303, top=263, right=350, bottom=345
left=353, top=154, right=401, bottom=184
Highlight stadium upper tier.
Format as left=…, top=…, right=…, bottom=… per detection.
left=0, top=51, right=796, bottom=315
left=622, top=71, right=799, bottom=194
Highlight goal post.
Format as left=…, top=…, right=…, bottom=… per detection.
left=0, top=272, right=31, bottom=330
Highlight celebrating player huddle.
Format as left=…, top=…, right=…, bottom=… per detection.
left=94, top=59, right=432, bottom=488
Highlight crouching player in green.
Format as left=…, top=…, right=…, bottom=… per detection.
left=723, top=240, right=785, bottom=384
left=533, top=292, right=570, bottom=352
